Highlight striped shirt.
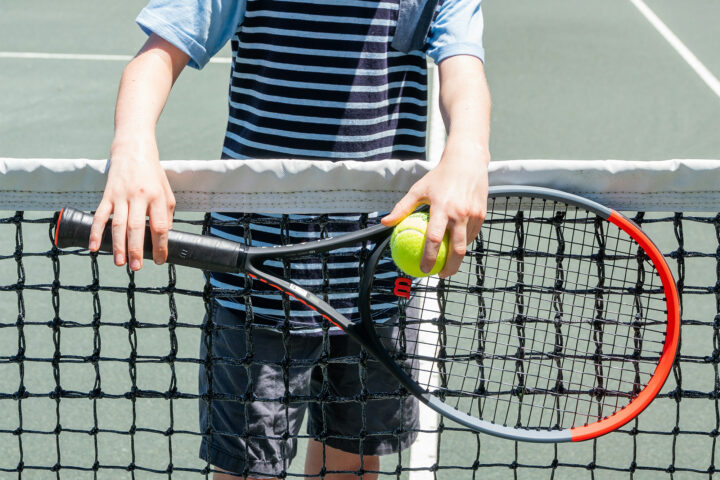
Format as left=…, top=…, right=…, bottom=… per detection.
left=221, top=0, right=428, bottom=160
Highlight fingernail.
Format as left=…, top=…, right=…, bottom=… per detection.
left=115, top=254, right=124, bottom=265
left=89, top=241, right=98, bottom=251
left=130, top=259, right=141, bottom=271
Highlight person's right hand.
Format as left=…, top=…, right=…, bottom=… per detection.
left=89, top=142, right=175, bottom=271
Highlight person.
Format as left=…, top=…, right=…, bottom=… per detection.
left=89, top=0, right=490, bottom=477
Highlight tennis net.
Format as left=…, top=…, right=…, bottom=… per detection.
left=2, top=158, right=720, bottom=479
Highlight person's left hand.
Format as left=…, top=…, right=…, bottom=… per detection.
left=382, top=139, right=489, bottom=277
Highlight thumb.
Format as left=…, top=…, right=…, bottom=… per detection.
left=382, top=191, right=422, bottom=226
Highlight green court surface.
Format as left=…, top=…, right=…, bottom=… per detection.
left=1, top=1, right=719, bottom=479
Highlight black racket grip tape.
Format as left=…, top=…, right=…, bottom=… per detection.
left=55, top=207, right=244, bottom=273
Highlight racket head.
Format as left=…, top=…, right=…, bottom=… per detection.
left=358, top=186, right=680, bottom=442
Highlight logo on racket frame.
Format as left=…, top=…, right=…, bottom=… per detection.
left=393, top=277, right=412, bottom=299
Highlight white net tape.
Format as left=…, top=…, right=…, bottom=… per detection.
left=1, top=158, right=719, bottom=212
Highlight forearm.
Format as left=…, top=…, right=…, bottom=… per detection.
left=111, top=34, right=189, bottom=157
left=91, top=34, right=189, bottom=269
left=437, top=55, right=491, bottom=165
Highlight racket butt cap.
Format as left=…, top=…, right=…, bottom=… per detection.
left=53, top=208, right=64, bottom=247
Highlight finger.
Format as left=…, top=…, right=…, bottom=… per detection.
left=466, top=206, right=487, bottom=247
left=90, top=199, right=113, bottom=251
left=467, top=222, right=482, bottom=243
left=382, top=190, right=423, bottom=226
left=440, top=219, right=468, bottom=278
left=166, top=191, right=176, bottom=231
left=149, top=201, right=169, bottom=265
left=126, top=201, right=148, bottom=271
left=111, top=202, right=129, bottom=266
left=421, top=209, right=448, bottom=273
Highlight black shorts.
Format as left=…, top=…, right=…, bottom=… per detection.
left=198, top=306, right=420, bottom=477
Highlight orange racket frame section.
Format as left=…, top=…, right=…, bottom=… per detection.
left=569, top=211, right=681, bottom=441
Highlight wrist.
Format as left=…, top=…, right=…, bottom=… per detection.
left=110, top=133, right=158, bottom=161
left=441, top=135, right=490, bottom=166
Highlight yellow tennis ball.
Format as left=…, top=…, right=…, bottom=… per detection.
left=390, top=212, right=449, bottom=277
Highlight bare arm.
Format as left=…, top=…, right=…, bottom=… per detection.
left=90, top=34, right=189, bottom=270
left=382, top=55, right=490, bottom=276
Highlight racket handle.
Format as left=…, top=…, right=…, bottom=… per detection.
left=54, top=207, right=244, bottom=273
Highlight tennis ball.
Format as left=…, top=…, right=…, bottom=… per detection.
left=390, top=212, right=449, bottom=277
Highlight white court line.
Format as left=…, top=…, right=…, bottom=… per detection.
left=409, top=277, right=440, bottom=480
left=409, top=328, right=440, bottom=480
left=0, top=51, right=437, bottom=67
left=628, top=0, right=720, bottom=99
left=408, top=66, right=443, bottom=480
left=0, top=51, right=232, bottom=64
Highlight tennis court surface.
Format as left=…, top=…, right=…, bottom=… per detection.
left=2, top=0, right=720, bottom=479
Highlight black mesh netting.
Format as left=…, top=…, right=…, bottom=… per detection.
left=1, top=210, right=720, bottom=480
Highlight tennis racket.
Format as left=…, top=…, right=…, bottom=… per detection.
left=53, top=186, right=679, bottom=442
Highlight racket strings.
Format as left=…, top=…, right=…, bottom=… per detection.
left=374, top=197, right=669, bottom=431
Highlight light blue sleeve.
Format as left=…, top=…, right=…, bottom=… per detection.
left=426, top=0, right=484, bottom=64
left=136, top=0, right=246, bottom=69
